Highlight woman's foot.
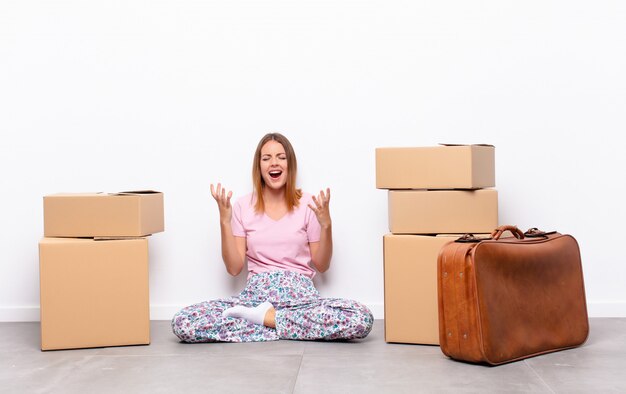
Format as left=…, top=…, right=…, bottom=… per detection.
left=222, top=301, right=275, bottom=327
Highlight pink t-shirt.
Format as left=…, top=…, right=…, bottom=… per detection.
left=231, top=192, right=321, bottom=279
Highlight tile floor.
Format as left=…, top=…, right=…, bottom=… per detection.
left=1, top=318, right=625, bottom=393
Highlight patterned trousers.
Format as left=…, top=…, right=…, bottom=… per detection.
left=172, top=270, right=374, bottom=342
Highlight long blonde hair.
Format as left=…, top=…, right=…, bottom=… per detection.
left=252, top=133, right=302, bottom=213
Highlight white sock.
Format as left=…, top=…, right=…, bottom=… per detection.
left=222, top=301, right=273, bottom=325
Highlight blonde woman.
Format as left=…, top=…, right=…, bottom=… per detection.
left=172, top=133, right=373, bottom=342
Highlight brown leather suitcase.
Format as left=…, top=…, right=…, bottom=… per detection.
left=437, top=225, right=589, bottom=365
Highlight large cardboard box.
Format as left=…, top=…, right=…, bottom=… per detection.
left=44, top=191, right=164, bottom=237
left=384, top=234, right=460, bottom=344
left=39, top=237, right=150, bottom=350
left=376, top=145, right=495, bottom=189
left=384, top=233, right=488, bottom=344
left=388, top=189, right=498, bottom=234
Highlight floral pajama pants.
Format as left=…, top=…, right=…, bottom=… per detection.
left=171, top=270, right=374, bottom=342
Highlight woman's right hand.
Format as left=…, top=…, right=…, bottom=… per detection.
left=210, top=183, right=245, bottom=276
left=210, top=183, right=233, bottom=223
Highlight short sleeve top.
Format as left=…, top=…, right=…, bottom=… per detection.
left=231, top=192, right=321, bottom=278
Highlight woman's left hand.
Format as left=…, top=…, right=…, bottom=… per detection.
left=309, top=188, right=332, bottom=228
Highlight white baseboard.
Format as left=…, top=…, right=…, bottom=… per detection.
left=586, top=301, right=626, bottom=317
left=1, top=302, right=622, bottom=322
left=0, top=306, right=40, bottom=322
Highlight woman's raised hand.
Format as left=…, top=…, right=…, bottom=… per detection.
left=210, top=183, right=233, bottom=223
left=308, top=188, right=332, bottom=228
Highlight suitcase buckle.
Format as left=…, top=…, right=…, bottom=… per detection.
left=456, top=234, right=482, bottom=243
left=524, top=228, right=557, bottom=238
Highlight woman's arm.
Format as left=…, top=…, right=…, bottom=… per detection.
left=308, top=188, right=333, bottom=273
left=220, top=226, right=247, bottom=276
left=211, top=183, right=246, bottom=276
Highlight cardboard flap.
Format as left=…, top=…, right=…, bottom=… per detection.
left=438, top=143, right=495, bottom=147
left=116, top=190, right=161, bottom=196
left=94, top=236, right=148, bottom=241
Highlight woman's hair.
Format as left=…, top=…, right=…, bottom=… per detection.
left=252, top=132, right=302, bottom=213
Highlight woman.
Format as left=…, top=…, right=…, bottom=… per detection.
left=171, top=133, right=373, bottom=342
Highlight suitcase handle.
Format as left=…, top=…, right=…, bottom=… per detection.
left=491, top=225, right=525, bottom=240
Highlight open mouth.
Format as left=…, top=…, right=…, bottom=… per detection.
left=269, top=170, right=282, bottom=179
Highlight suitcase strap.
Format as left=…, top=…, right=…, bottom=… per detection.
left=456, top=226, right=557, bottom=244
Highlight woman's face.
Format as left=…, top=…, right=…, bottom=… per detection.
left=260, top=140, right=288, bottom=190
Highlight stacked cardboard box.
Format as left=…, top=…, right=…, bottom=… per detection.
left=39, top=191, right=164, bottom=350
left=376, top=145, right=498, bottom=345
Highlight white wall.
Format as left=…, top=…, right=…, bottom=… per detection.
left=1, top=0, right=625, bottom=321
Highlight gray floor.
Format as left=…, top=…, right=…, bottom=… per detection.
left=1, top=318, right=625, bottom=394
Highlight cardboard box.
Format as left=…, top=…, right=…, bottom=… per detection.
left=384, top=233, right=487, bottom=344
left=388, top=189, right=498, bottom=234
left=383, top=234, right=451, bottom=344
left=376, top=145, right=495, bottom=189
left=44, top=191, right=164, bottom=237
left=39, top=237, right=150, bottom=350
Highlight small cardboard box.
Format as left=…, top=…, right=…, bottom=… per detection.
left=44, top=191, right=164, bottom=237
left=388, top=189, right=498, bottom=234
left=39, top=237, right=150, bottom=350
left=383, top=233, right=488, bottom=345
left=376, top=144, right=495, bottom=189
